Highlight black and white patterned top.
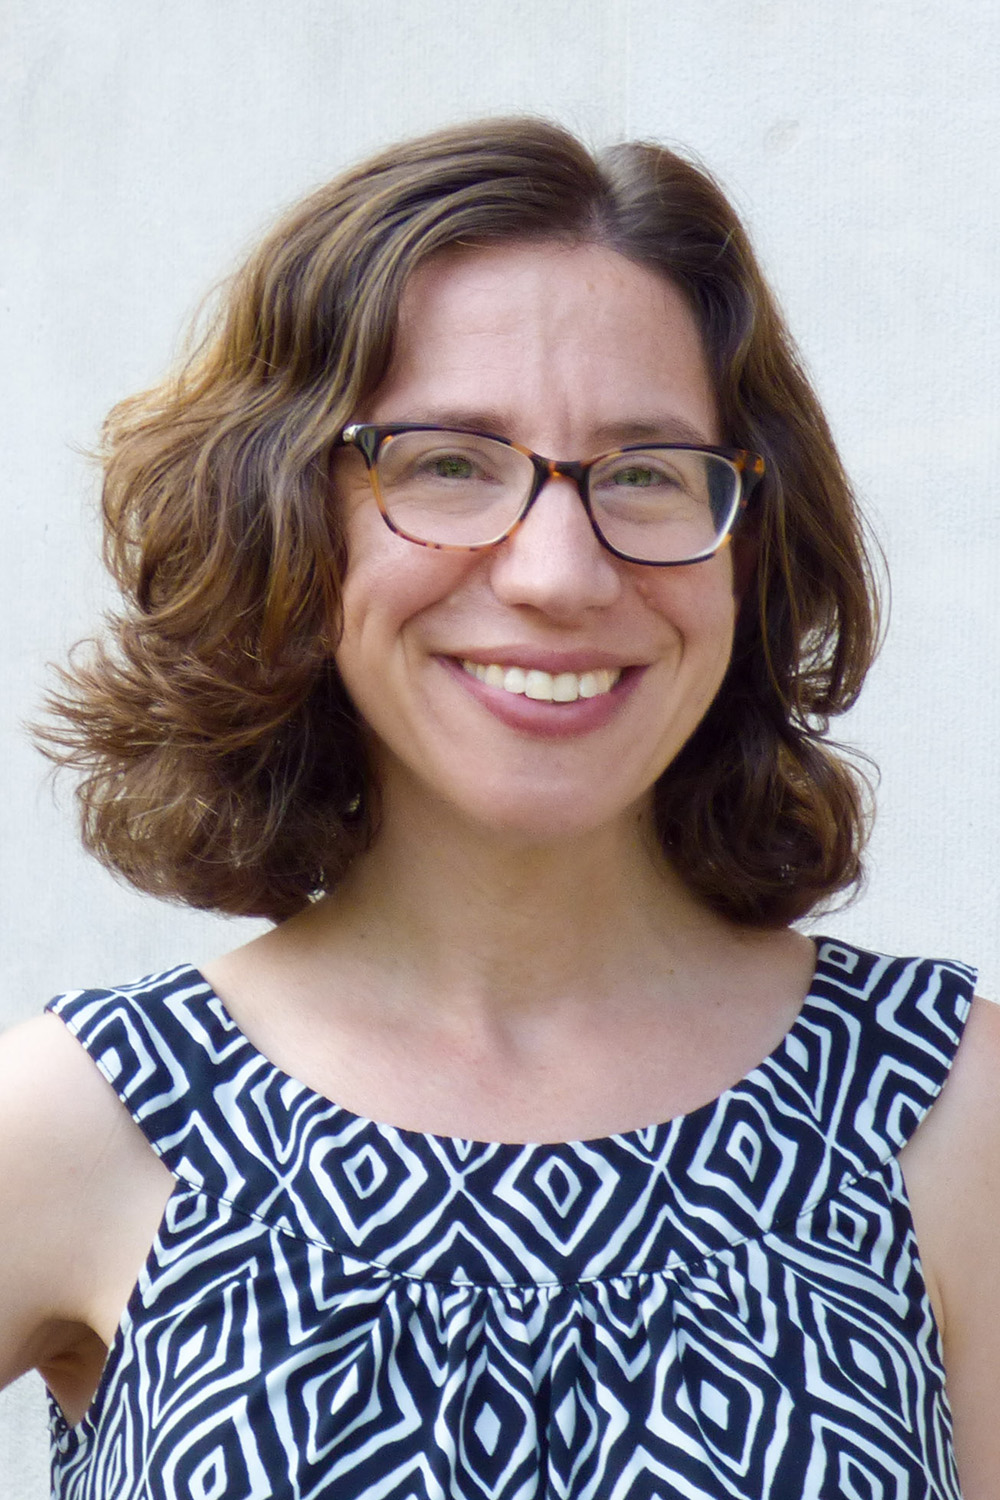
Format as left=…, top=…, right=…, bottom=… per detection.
left=45, top=940, right=975, bottom=1500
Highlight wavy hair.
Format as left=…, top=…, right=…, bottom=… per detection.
left=38, top=117, right=880, bottom=925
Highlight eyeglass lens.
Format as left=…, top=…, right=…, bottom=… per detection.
left=372, top=430, right=740, bottom=563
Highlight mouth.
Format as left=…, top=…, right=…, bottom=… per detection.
left=459, top=660, right=622, bottom=704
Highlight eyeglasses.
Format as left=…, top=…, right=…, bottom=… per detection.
left=339, top=424, right=764, bottom=566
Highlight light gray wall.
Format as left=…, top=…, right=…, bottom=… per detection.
left=3, top=1, right=998, bottom=1490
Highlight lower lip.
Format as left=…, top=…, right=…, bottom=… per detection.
left=439, top=658, right=641, bottom=738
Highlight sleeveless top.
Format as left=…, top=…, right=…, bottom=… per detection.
left=45, top=939, right=975, bottom=1500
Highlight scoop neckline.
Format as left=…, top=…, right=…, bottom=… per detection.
left=170, top=936, right=852, bottom=1154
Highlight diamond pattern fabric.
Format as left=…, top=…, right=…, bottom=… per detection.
left=45, top=941, right=974, bottom=1499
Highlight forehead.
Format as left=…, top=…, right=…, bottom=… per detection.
left=367, top=240, right=719, bottom=447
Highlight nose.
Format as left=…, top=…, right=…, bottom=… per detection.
left=487, top=473, right=622, bottom=618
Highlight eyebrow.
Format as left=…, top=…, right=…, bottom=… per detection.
left=589, top=417, right=716, bottom=448
left=384, top=408, right=717, bottom=450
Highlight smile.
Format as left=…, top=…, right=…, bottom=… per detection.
left=460, top=660, right=622, bottom=703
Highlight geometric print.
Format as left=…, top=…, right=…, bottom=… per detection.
left=45, top=940, right=975, bottom=1499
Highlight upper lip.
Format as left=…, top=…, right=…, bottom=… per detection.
left=444, top=648, right=643, bottom=673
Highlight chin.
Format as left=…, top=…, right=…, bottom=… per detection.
left=444, top=779, right=653, bottom=849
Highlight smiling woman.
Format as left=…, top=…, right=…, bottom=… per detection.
left=4, top=118, right=999, bottom=1499
left=36, top=123, right=873, bottom=928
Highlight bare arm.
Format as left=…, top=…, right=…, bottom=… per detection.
left=901, top=996, right=1000, bottom=1499
left=0, top=1015, right=174, bottom=1416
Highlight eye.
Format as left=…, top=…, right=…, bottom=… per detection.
left=607, top=463, right=675, bottom=488
left=424, top=453, right=477, bottom=481
left=597, top=456, right=691, bottom=494
left=400, top=439, right=505, bottom=486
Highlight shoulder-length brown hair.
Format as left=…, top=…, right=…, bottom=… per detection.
left=39, top=117, right=879, bottom=926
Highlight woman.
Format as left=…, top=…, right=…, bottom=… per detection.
left=1, top=118, right=996, bottom=1498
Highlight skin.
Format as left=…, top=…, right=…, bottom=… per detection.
left=0, top=242, right=997, bottom=1492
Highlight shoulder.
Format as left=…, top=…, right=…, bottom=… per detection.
left=0, top=1009, right=172, bottom=1252
left=0, top=1014, right=172, bottom=1381
left=900, top=996, right=1000, bottom=1495
left=0, top=1010, right=129, bottom=1162
left=901, top=995, right=1000, bottom=1236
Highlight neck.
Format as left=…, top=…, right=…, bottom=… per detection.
left=206, top=782, right=815, bottom=1144
left=284, top=784, right=743, bottom=1026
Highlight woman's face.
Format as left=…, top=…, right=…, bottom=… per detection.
left=333, top=240, right=741, bottom=845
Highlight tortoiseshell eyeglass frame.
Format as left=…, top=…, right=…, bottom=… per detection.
left=339, top=423, right=765, bottom=567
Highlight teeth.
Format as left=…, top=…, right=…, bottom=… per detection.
left=461, top=660, right=621, bottom=703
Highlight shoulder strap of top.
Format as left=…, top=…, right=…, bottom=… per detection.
left=804, top=939, right=977, bottom=1172
left=46, top=966, right=258, bottom=1189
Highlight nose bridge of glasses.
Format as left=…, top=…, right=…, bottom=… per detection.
left=527, top=454, right=590, bottom=508
left=512, top=455, right=609, bottom=565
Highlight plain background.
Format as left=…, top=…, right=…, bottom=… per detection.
left=2, top=1, right=998, bottom=1489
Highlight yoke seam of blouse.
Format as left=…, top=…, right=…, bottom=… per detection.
left=159, top=1143, right=903, bottom=1291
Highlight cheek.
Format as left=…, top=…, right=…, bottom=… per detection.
left=633, top=554, right=739, bottom=640
left=336, top=526, right=478, bottom=665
